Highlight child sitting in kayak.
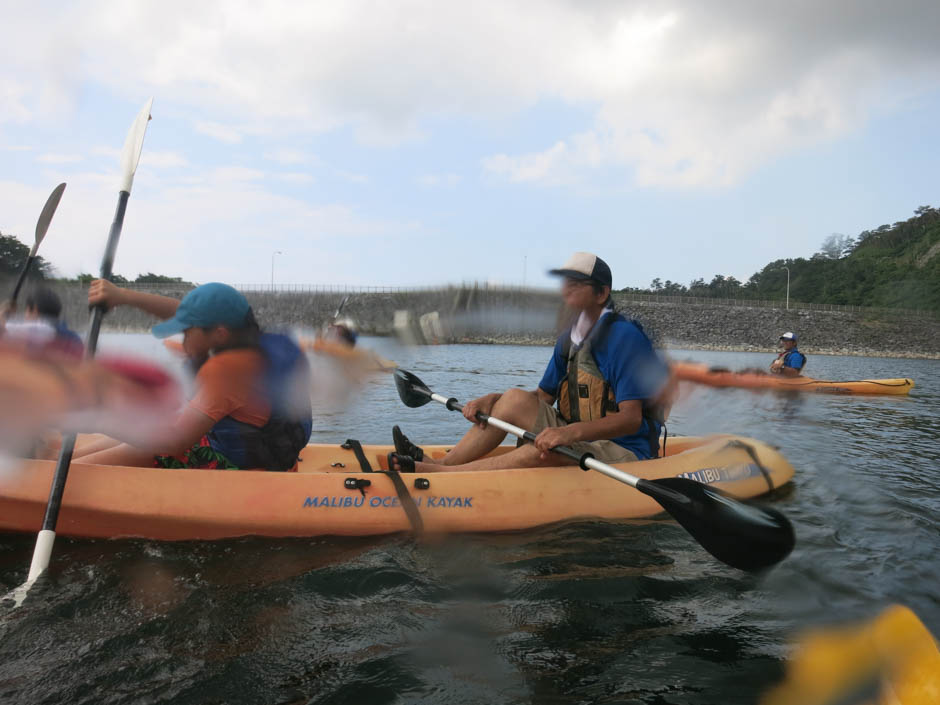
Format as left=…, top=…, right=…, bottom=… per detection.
left=73, top=281, right=312, bottom=470
left=770, top=332, right=806, bottom=377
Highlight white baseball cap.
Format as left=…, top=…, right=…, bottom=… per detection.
left=548, top=252, right=612, bottom=288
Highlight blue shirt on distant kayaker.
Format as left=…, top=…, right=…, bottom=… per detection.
left=387, top=252, right=673, bottom=474
left=72, top=281, right=312, bottom=470
left=770, top=332, right=806, bottom=377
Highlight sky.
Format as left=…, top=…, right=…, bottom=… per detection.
left=1, top=0, right=939, bottom=290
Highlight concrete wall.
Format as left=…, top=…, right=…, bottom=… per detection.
left=14, top=282, right=939, bottom=358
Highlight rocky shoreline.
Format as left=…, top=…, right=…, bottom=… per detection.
left=451, top=336, right=938, bottom=360
left=39, top=283, right=940, bottom=360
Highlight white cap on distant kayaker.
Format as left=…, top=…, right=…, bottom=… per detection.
left=549, top=252, right=613, bottom=288
left=327, top=318, right=359, bottom=346
left=779, top=331, right=797, bottom=341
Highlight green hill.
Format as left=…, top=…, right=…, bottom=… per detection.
left=625, top=206, right=940, bottom=313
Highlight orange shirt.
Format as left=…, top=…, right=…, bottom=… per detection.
left=188, top=349, right=270, bottom=427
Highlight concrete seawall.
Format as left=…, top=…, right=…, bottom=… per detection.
left=24, top=283, right=940, bottom=359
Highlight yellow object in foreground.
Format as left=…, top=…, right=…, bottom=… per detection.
left=762, top=605, right=940, bottom=705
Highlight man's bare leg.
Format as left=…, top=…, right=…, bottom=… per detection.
left=395, top=441, right=576, bottom=473
left=78, top=443, right=158, bottom=467
left=432, top=388, right=541, bottom=467
left=73, top=435, right=124, bottom=458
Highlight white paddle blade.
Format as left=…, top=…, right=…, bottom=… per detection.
left=32, top=182, right=67, bottom=254
left=119, top=97, right=154, bottom=193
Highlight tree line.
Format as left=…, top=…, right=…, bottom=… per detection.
left=3, top=205, right=938, bottom=311
left=0, top=234, right=191, bottom=286
left=623, top=206, right=939, bottom=312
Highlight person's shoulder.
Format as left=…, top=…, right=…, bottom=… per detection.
left=200, top=349, right=264, bottom=376
left=606, top=315, right=652, bottom=344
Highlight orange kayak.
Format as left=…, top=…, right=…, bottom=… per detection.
left=673, top=361, right=914, bottom=395
left=299, top=337, right=396, bottom=370
left=0, top=434, right=793, bottom=540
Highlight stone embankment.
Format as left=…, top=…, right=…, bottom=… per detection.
left=25, top=283, right=940, bottom=359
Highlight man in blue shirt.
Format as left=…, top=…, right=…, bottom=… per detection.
left=770, top=331, right=806, bottom=377
left=389, top=252, right=671, bottom=473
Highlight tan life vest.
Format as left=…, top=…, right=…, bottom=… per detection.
left=558, top=331, right=619, bottom=423
left=555, top=312, right=670, bottom=459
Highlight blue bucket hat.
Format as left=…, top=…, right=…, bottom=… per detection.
left=151, top=283, right=251, bottom=338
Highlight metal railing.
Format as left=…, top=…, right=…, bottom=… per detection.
left=118, top=281, right=556, bottom=294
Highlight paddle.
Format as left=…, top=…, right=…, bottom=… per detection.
left=393, top=368, right=795, bottom=572
left=332, top=294, right=350, bottom=320
left=11, top=99, right=154, bottom=606
left=8, top=182, right=67, bottom=304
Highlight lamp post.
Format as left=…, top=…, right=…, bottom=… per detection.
left=271, top=250, right=282, bottom=289
left=782, top=266, right=790, bottom=310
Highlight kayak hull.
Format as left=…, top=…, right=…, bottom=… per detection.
left=673, top=362, right=914, bottom=395
left=0, top=435, right=794, bottom=541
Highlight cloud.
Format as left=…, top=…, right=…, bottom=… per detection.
left=337, top=171, right=369, bottom=184
left=417, top=172, right=461, bottom=188
left=276, top=172, right=314, bottom=184
left=0, top=158, right=419, bottom=286
left=264, top=149, right=319, bottom=166
left=2, top=0, right=940, bottom=190
left=193, top=120, right=243, bottom=144
left=143, top=150, right=189, bottom=168
left=37, top=153, right=83, bottom=164
left=482, top=142, right=571, bottom=185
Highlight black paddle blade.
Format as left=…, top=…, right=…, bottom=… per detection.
left=394, top=369, right=433, bottom=408
left=637, top=477, right=795, bottom=572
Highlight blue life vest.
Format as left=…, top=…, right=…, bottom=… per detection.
left=781, top=349, right=806, bottom=371
left=206, top=333, right=312, bottom=471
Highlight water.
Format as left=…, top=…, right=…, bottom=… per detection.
left=1, top=335, right=938, bottom=704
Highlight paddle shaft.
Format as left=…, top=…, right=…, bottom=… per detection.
left=426, top=392, right=643, bottom=490
left=9, top=256, right=37, bottom=304
left=26, top=192, right=132, bottom=581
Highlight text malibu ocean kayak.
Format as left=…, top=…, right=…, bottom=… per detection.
left=673, top=362, right=914, bottom=395
left=1, top=435, right=793, bottom=541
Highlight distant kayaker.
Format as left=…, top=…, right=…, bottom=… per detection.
left=770, top=332, right=806, bottom=377
left=0, top=286, right=84, bottom=357
left=72, top=280, right=312, bottom=470
left=325, top=318, right=358, bottom=347
left=389, top=252, right=672, bottom=473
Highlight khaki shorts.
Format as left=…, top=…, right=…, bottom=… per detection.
left=531, top=400, right=637, bottom=464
